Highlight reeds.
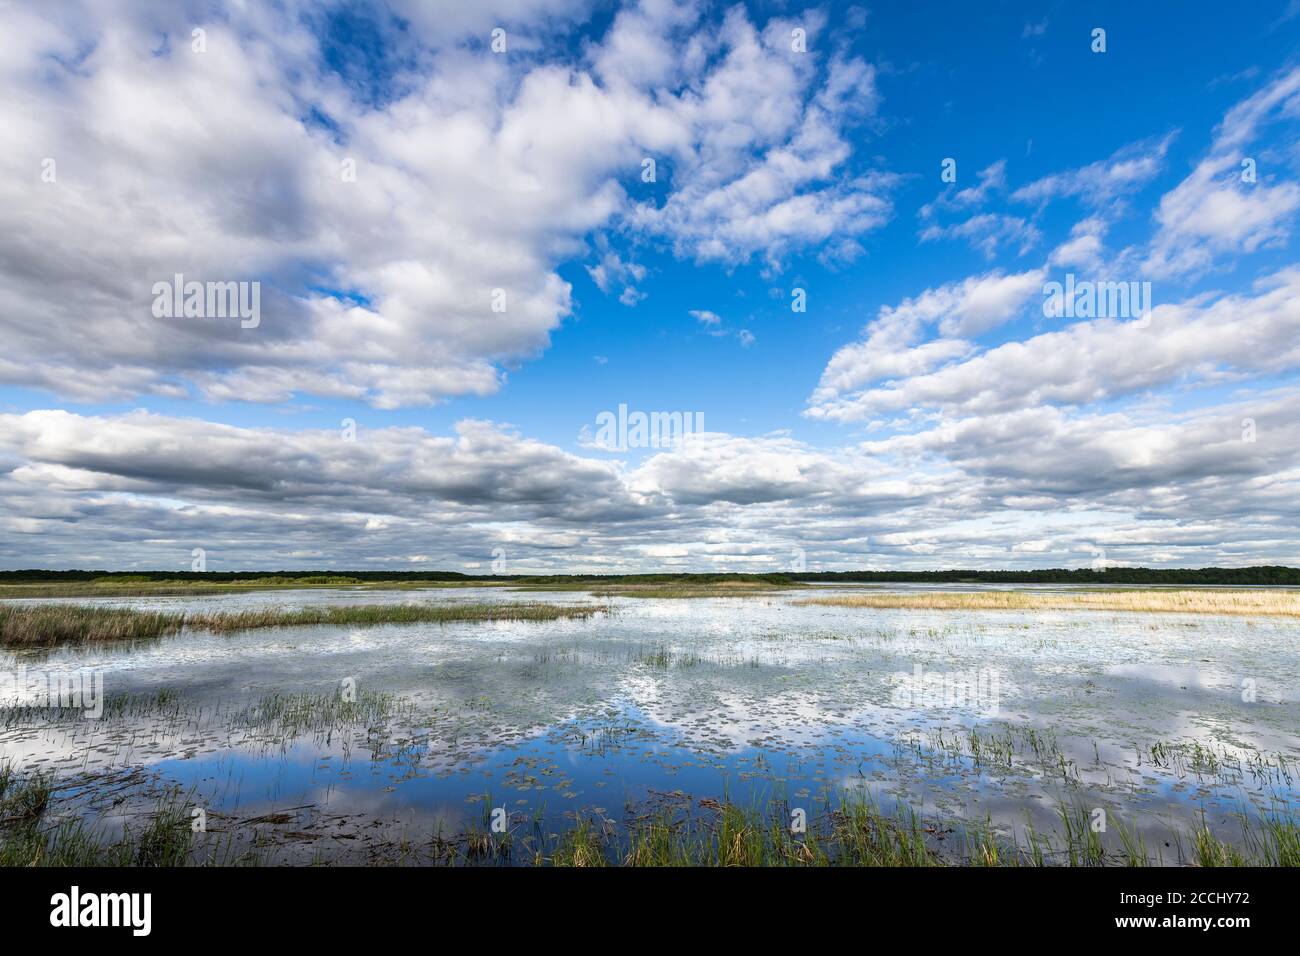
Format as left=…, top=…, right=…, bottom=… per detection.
left=234, top=689, right=408, bottom=737
left=545, top=797, right=1300, bottom=867
left=548, top=799, right=941, bottom=867
left=797, top=589, right=1300, bottom=616
left=181, top=601, right=603, bottom=633
left=0, top=605, right=186, bottom=646
left=0, top=765, right=223, bottom=866
left=0, top=601, right=605, bottom=647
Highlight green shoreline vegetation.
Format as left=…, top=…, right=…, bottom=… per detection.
left=2, top=758, right=1294, bottom=866
left=2, top=565, right=1300, bottom=600
left=546, top=801, right=1300, bottom=868
left=6, top=568, right=1300, bottom=605
left=0, top=602, right=605, bottom=648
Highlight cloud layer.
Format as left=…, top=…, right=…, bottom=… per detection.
left=4, top=4, right=1300, bottom=572
left=3, top=400, right=1299, bottom=571
left=0, top=0, right=890, bottom=408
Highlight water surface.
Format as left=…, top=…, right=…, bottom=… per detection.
left=3, top=585, right=1296, bottom=864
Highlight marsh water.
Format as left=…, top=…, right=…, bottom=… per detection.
left=2, top=585, right=1297, bottom=864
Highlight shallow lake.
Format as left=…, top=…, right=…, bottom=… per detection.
left=2, top=586, right=1297, bottom=864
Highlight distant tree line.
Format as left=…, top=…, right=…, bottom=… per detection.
left=3, top=567, right=1300, bottom=585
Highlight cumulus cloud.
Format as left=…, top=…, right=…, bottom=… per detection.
left=0, top=0, right=888, bottom=407
left=917, top=161, right=1040, bottom=258
left=1048, top=217, right=1109, bottom=269
left=811, top=71, right=1300, bottom=431
left=786, top=64, right=1300, bottom=570
left=920, top=160, right=1007, bottom=218
left=587, top=237, right=648, bottom=304
left=810, top=268, right=1300, bottom=422
left=919, top=213, right=1041, bottom=259
left=3, top=404, right=1300, bottom=571
left=6, top=3, right=1300, bottom=575
left=0, top=410, right=638, bottom=517
left=1012, top=133, right=1175, bottom=208
left=860, top=397, right=1300, bottom=497
left=625, top=15, right=895, bottom=268
left=809, top=268, right=1045, bottom=407
left=1143, top=66, right=1300, bottom=277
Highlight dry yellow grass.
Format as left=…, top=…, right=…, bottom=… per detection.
left=794, top=589, right=1300, bottom=617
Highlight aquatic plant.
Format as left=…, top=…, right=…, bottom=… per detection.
left=0, top=605, right=185, bottom=646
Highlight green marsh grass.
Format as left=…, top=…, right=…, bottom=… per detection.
left=182, top=601, right=603, bottom=633
left=234, top=689, right=409, bottom=738
left=0, top=601, right=605, bottom=647
left=0, top=689, right=182, bottom=729
left=3, top=753, right=1296, bottom=866
left=0, top=761, right=269, bottom=867
left=547, top=798, right=942, bottom=867
left=0, top=604, right=185, bottom=647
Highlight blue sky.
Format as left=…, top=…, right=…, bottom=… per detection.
left=2, top=0, right=1300, bottom=571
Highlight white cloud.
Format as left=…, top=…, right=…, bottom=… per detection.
left=626, top=17, right=895, bottom=268
left=0, top=413, right=928, bottom=569
left=810, top=268, right=1300, bottom=422
left=6, top=3, right=1300, bottom=574
left=1049, top=217, right=1109, bottom=269
left=920, top=160, right=1007, bottom=218
left=587, top=242, right=648, bottom=299
left=4, top=403, right=1300, bottom=571
left=1143, top=69, right=1300, bottom=277
left=1012, top=134, right=1174, bottom=208
left=0, top=0, right=887, bottom=407
left=918, top=161, right=1039, bottom=258
left=919, top=213, right=1041, bottom=259
left=810, top=268, right=1045, bottom=406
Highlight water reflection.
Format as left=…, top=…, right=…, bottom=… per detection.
left=2, top=586, right=1296, bottom=864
